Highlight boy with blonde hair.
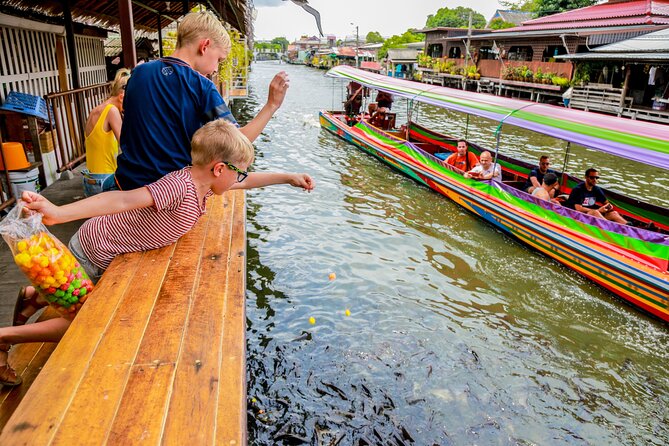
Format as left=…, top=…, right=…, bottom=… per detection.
left=0, top=120, right=313, bottom=386
left=115, top=10, right=291, bottom=191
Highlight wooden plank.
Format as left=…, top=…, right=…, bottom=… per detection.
left=0, top=252, right=144, bottom=445
left=161, top=193, right=237, bottom=444
left=49, top=246, right=176, bottom=446
left=105, top=202, right=214, bottom=444
left=0, top=343, right=57, bottom=431
left=215, top=191, right=247, bottom=445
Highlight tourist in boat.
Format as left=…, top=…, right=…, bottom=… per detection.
left=344, top=81, right=364, bottom=116
left=375, top=90, right=393, bottom=111
left=0, top=120, right=315, bottom=386
left=445, top=139, right=478, bottom=172
left=531, top=172, right=561, bottom=202
left=564, top=168, right=628, bottom=224
left=464, top=151, right=502, bottom=182
left=524, top=155, right=557, bottom=195
left=114, top=11, right=291, bottom=191
left=82, top=68, right=130, bottom=197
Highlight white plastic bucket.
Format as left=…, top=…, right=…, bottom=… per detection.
left=8, top=168, right=39, bottom=199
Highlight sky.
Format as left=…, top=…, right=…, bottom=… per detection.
left=253, top=0, right=504, bottom=41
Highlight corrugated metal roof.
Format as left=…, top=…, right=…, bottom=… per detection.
left=524, top=0, right=669, bottom=25
left=387, top=48, right=420, bottom=62
left=491, top=0, right=669, bottom=33
left=592, top=26, right=669, bottom=51
left=468, top=24, right=664, bottom=40
left=499, top=16, right=669, bottom=32
left=1, top=0, right=251, bottom=35
left=556, top=27, right=669, bottom=59
left=360, top=61, right=382, bottom=71
left=557, top=52, right=669, bottom=60
left=495, top=10, right=534, bottom=26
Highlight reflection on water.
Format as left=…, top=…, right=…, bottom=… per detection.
left=234, top=62, right=669, bottom=445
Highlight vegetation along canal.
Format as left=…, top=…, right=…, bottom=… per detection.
left=233, top=61, right=669, bottom=445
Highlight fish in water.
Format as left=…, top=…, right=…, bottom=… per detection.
left=286, top=0, right=323, bottom=36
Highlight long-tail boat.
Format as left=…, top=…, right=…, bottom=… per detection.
left=320, top=65, right=669, bottom=322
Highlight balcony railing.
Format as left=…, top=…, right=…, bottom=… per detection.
left=45, top=82, right=110, bottom=173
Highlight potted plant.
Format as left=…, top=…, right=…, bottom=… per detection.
left=552, top=76, right=570, bottom=87
left=534, top=68, right=543, bottom=84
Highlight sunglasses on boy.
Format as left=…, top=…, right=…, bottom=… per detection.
left=212, top=161, right=248, bottom=183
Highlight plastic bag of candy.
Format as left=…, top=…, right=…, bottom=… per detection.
left=0, top=201, right=93, bottom=317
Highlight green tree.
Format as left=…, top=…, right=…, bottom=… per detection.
left=499, top=0, right=538, bottom=12
left=425, top=7, right=486, bottom=29
left=271, top=37, right=289, bottom=51
left=365, top=31, right=385, bottom=44
left=378, top=29, right=424, bottom=59
left=488, top=18, right=516, bottom=30
left=533, top=0, right=597, bottom=17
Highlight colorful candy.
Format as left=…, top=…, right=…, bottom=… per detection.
left=12, top=231, right=92, bottom=315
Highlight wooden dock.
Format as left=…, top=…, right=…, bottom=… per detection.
left=0, top=191, right=247, bottom=445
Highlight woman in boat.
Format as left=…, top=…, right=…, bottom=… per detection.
left=82, top=68, right=130, bottom=197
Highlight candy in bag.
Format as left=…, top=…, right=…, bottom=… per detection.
left=0, top=201, right=93, bottom=316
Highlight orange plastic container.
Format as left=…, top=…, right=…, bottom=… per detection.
left=0, top=142, right=30, bottom=170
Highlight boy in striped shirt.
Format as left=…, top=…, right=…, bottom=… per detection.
left=0, top=120, right=313, bottom=386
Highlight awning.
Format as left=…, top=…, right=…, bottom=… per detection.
left=325, top=65, right=669, bottom=170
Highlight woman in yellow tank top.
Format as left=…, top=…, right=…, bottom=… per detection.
left=82, top=69, right=130, bottom=196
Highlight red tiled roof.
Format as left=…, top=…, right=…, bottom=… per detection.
left=360, top=61, right=382, bottom=71
left=497, top=0, right=669, bottom=32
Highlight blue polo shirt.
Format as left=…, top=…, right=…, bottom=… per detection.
left=115, top=57, right=238, bottom=190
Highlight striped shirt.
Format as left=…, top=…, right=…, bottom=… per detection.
left=78, top=167, right=211, bottom=270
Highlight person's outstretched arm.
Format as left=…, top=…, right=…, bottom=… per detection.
left=230, top=172, right=314, bottom=192
left=21, top=188, right=154, bottom=225
left=239, top=72, right=289, bottom=142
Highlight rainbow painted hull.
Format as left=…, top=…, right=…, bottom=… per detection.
left=320, top=111, right=669, bottom=322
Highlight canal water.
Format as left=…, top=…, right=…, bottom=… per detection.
left=233, top=62, right=669, bottom=445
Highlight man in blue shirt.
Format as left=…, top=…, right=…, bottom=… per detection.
left=523, top=155, right=556, bottom=195
left=115, top=11, right=290, bottom=190
left=565, top=168, right=627, bottom=224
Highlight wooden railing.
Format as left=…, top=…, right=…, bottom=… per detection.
left=45, top=82, right=110, bottom=173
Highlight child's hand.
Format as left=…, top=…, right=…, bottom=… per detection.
left=267, top=71, right=289, bottom=111
left=21, top=191, right=62, bottom=225
left=289, top=173, right=315, bottom=192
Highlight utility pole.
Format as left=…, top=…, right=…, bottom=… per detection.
left=350, top=23, right=360, bottom=68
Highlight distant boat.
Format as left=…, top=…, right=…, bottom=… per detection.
left=320, top=66, right=669, bottom=322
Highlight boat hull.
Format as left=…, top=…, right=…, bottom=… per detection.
left=320, top=111, right=669, bottom=322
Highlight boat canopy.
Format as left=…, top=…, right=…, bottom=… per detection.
left=326, top=65, right=669, bottom=170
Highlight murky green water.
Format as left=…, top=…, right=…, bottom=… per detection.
left=234, top=62, right=669, bottom=445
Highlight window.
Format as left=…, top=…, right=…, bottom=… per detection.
left=478, top=46, right=497, bottom=60
left=542, top=45, right=567, bottom=62
left=507, top=46, right=533, bottom=62
left=448, top=46, right=462, bottom=59
left=427, top=44, right=443, bottom=58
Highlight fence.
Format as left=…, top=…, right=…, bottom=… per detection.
left=45, top=82, right=110, bottom=172
left=0, top=25, right=106, bottom=103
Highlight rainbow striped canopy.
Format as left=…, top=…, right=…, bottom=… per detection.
left=326, top=65, right=669, bottom=170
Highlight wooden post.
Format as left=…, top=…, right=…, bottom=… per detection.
left=55, top=36, right=69, bottom=92
left=619, top=65, right=632, bottom=110
left=118, top=0, right=137, bottom=68
left=157, top=11, right=163, bottom=58
left=62, top=0, right=80, bottom=89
